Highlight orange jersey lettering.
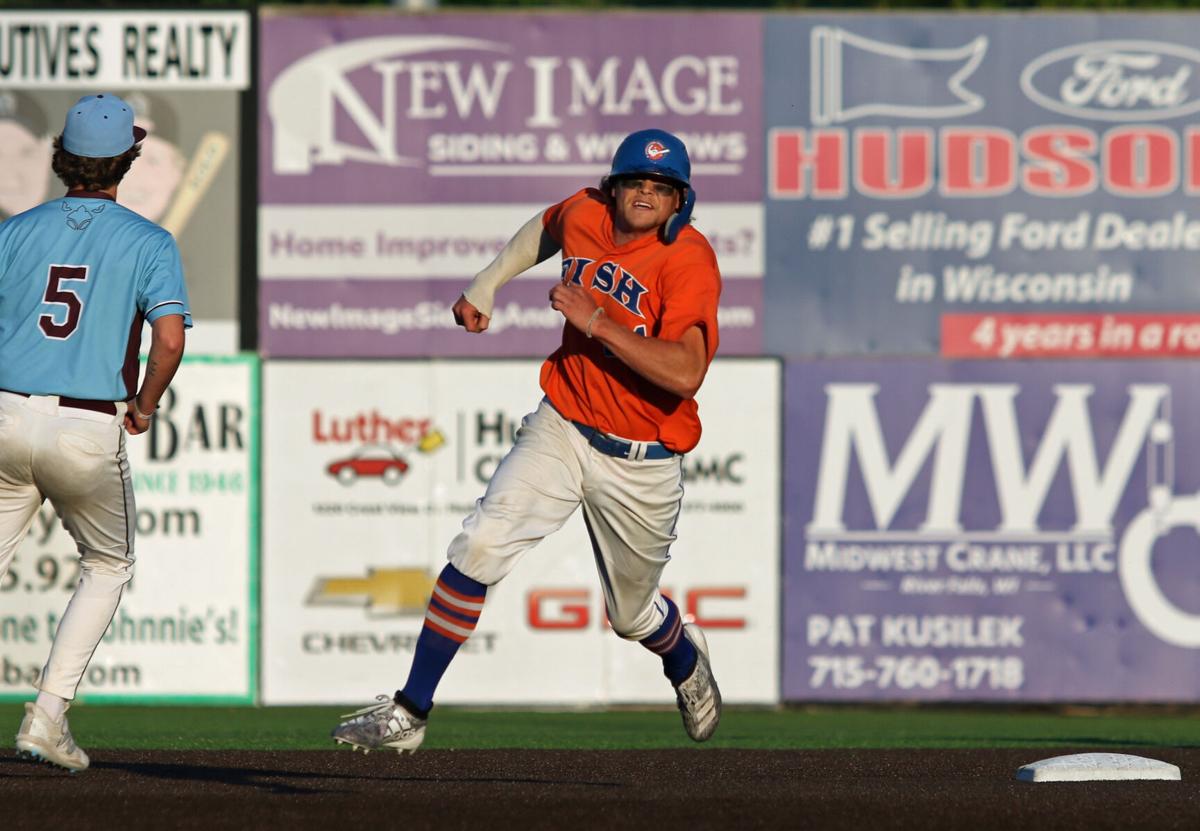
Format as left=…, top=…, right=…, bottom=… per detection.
left=539, top=188, right=721, bottom=453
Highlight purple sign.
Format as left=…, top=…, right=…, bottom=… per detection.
left=785, top=359, right=1200, bottom=701
left=260, top=13, right=763, bottom=357
left=765, top=16, right=1200, bottom=357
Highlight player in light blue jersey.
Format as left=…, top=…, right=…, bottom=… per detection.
left=0, top=94, right=189, bottom=771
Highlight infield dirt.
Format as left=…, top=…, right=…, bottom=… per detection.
left=2, top=747, right=1196, bottom=829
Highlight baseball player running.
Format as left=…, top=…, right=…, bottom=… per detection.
left=333, top=128, right=722, bottom=753
left=0, top=94, right=189, bottom=771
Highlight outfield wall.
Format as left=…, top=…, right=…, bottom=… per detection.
left=3, top=8, right=1200, bottom=704
left=249, top=9, right=1200, bottom=703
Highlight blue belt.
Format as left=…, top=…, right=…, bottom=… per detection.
left=570, top=420, right=676, bottom=461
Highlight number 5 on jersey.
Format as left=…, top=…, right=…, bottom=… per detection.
left=39, top=264, right=89, bottom=339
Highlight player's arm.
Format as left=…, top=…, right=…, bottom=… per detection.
left=593, top=319, right=708, bottom=399
left=124, top=314, right=186, bottom=435
left=548, top=282, right=708, bottom=398
left=453, top=210, right=561, bottom=333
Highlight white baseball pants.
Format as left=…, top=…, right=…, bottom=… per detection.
left=0, top=392, right=135, bottom=700
left=448, top=399, right=683, bottom=640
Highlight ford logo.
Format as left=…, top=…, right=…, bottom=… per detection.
left=1020, top=40, right=1200, bottom=122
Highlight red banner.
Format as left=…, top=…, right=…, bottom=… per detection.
left=942, top=313, right=1200, bottom=358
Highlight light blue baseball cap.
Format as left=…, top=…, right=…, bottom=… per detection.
left=61, top=93, right=147, bottom=158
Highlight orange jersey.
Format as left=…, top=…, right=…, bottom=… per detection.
left=539, top=188, right=721, bottom=453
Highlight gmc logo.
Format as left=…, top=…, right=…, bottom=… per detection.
left=683, top=453, right=745, bottom=485
left=527, top=587, right=747, bottom=630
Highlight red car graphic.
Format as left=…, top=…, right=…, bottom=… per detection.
left=327, top=445, right=410, bottom=485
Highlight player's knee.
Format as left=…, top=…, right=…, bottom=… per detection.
left=448, top=528, right=491, bottom=566
left=610, top=622, right=641, bottom=641
left=446, top=532, right=508, bottom=586
left=608, top=606, right=658, bottom=641
left=78, top=548, right=134, bottom=584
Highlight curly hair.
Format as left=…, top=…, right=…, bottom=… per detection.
left=51, top=135, right=141, bottom=191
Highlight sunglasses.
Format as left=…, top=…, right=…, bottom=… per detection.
left=616, top=178, right=679, bottom=198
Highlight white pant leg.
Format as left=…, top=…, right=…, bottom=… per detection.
left=581, top=452, right=684, bottom=641
left=0, top=397, right=44, bottom=583
left=29, top=403, right=134, bottom=700
left=448, top=400, right=587, bottom=585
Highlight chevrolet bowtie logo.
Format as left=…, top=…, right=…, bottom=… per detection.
left=306, top=568, right=434, bottom=617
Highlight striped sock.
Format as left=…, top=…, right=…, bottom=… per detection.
left=639, top=596, right=697, bottom=687
left=398, top=564, right=487, bottom=717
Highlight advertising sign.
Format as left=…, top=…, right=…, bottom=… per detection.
left=259, top=12, right=764, bottom=357
left=766, top=16, right=1200, bottom=357
left=0, top=10, right=250, bottom=353
left=262, top=359, right=779, bottom=705
left=785, top=359, right=1200, bottom=701
left=0, top=356, right=257, bottom=703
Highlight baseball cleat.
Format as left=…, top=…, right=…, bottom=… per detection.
left=14, top=703, right=90, bottom=772
left=675, top=623, right=722, bottom=742
left=331, top=694, right=426, bottom=754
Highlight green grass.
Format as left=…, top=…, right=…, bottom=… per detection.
left=4, top=704, right=1200, bottom=751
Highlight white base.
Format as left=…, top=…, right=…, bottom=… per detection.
left=1016, top=753, right=1182, bottom=782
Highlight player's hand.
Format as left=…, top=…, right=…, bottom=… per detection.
left=124, top=412, right=151, bottom=435
left=548, top=282, right=599, bottom=333
left=123, top=398, right=152, bottom=435
left=452, top=294, right=490, bottom=333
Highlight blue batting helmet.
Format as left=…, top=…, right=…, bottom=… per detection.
left=607, top=128, right=691, bottom=188
left=605, top=129, right=696, bottom=244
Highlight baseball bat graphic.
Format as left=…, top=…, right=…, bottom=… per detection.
left=161, top=130, right=230, bottom=238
